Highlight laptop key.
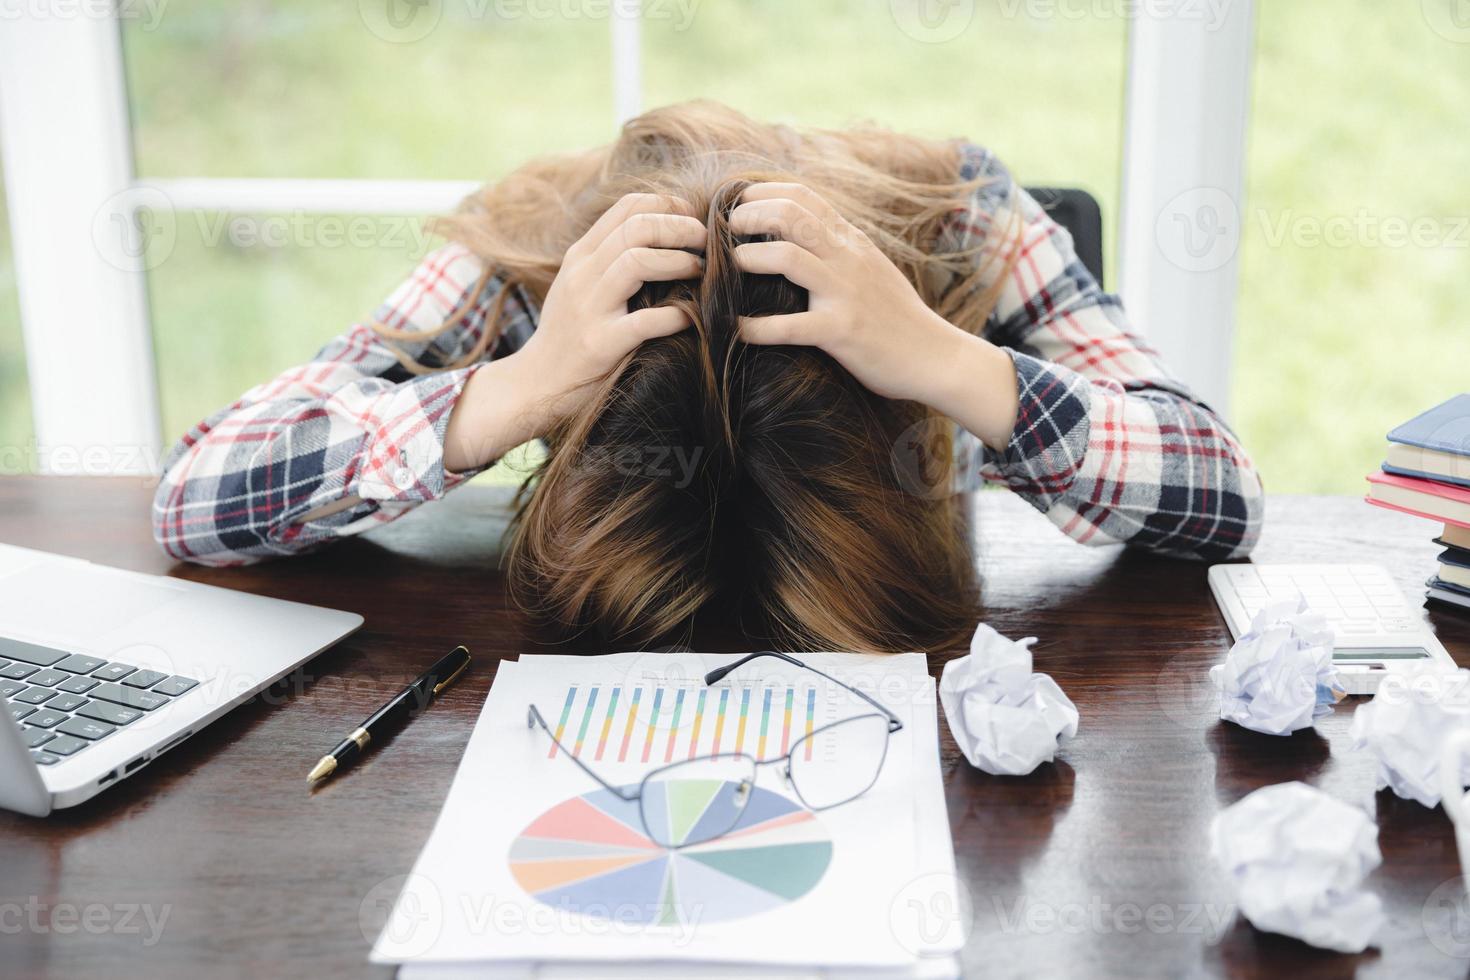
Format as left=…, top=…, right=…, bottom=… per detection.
left=27, top=668, right=69, bottom=687
left=0, top=638, right=68, bottom=667
left=0, top=662, right=37, bottom=680
left=0, top=680, right=26, bottom=698
left=58, top=717, right=115, bottom=741
left=55, top=654, right=107, bottom=674
left=57, top=675, right=99, bottom=694
left=8, top=704, right=36, bottom=722
left=46, top=693, right=88, bottom=712
left=26, top=708, right=68, bottom=729
left=43, top=733, right=88, bottom=756
left=121, top=669, right=169, bottom=690
left=91, top=663, right=137, bottom=682
left=75, top=700, right=142, bottom=726
left=14, top=686, right=57, bottom=705
left=22, top=727, right=54, bottom=748
left=152, top=676, right=199, bottom=697
left=31, top=751, right=62, bottom=766
left=90, top=683, right=169, bottom=712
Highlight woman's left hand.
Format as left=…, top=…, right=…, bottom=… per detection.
left=730, top=182, right=1021, bottom=451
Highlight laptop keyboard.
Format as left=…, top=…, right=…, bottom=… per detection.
left=0, top=637, right=198, bottom=767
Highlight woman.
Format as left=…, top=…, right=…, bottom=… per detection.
left=153, top=101, right=1263, bottom=652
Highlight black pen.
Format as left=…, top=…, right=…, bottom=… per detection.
left=307, top=645, right=472, bottom=785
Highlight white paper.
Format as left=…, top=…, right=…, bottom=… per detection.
left=396, top=673, right=963, bottom=980
left=1349, top=660, right=1470, bottom=806
left=1209, top=598, right=1344, bottom=736
left=372, top=651, right=946, bottom=971
left=937, top=623, right=1078, bottom=776
left=1210, top=781, right=1383, bottom=954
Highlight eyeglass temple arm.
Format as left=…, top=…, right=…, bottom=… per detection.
left=525, top=705, right=638, bottom=800
left=703, top=651, right=904, bottom=733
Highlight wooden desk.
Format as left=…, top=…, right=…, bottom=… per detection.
left=3, top=477, right=1469, bottom=979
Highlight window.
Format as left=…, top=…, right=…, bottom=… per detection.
left=645, top=0, right=1128, bottom=283
left=0, top=159, right=33, bottom=474
left=1233, top=3, right=1470, bottom=492
left=122, top=4, right=617, bottom=446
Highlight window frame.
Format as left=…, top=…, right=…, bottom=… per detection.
left=0, top=0, right=1252, bottom=474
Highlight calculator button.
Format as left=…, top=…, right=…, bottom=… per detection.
left=22, top=727, right=55, bottom=749
left=57, top=717, right=114, bottom=741
left=45, top=693, right=87, bottom=712
left=25, top=708, right=67, bottom=729
left=26, top=668, right=69, bottom=687
left=91, top=663, right=137, bottom=682
left=151, top=676, right=198, bottom=697
left=90, top=683, right=168, bottom=712
left=75, top=701, right=142, bottom=727
left=0, top=638, right=68, bottom=667
left=54, top=654, right=108, bottom=674
left=43, top=734, right=88, bottom=756
left=14, top=686, right=57, bottom=705
left=121, top=669, right=169, bottom=689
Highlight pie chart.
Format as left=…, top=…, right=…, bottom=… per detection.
left=508, top=779, right=833, bottom=926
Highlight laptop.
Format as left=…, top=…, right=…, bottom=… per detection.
left=0, top=543, right=362, bottom=817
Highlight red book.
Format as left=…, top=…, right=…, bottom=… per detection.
left=1366, top=471, right=1470, bottom=529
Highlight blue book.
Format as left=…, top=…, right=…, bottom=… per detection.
left=1383, top=393, right=1470, bottom=489
left=1440, top=547, right=1470, bottom=570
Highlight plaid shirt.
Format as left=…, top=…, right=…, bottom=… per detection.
left=153, top=144, right=1263, bottom=566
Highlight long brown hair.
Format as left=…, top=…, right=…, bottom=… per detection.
left=379, top=101, right=1019, bottom=652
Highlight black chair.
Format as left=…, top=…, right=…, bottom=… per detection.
left=1023, top=186, right=1105, bottom=286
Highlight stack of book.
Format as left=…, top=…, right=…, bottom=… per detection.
left=1365, top=394, right=1470, bottom=613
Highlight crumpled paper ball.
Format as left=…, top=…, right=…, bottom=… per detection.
left=1210, top=598, right=1345, bottom=735
left=1211, top=781, right=1383, bottom=953
left=938, top=623, right=1078, bottom=775
left=1349, top=660, right=1470, bottom=807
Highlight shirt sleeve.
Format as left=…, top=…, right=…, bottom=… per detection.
left=151, top=243, right=538, bottom=566
left=947, top=143, right=1264, bottom=561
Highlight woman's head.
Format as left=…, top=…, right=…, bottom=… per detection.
left=397, top=101, right=1017, bottom=652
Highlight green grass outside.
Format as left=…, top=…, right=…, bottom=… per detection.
left=0, top=0, right=1465, bottom=491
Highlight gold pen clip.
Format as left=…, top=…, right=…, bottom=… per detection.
left=432, top=648, right=471, bottom=695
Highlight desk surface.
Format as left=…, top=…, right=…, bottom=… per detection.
left=3, top=477, right=1470, bottom=979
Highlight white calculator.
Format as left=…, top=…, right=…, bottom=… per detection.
left=1208, top=563, right=1456, bottom=695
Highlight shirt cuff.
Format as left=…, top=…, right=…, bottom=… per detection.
left=354, top=365, right=484, bottom=502
left=980, top=349, right=1092, bottom=508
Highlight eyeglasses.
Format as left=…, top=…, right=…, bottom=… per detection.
left=527, top=651, right=903, bottom=849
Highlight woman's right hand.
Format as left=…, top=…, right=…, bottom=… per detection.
left=444, top=194, right=705, bottom=472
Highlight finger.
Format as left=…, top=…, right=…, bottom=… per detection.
left=733, top=240, right=829, bottom=291
left=740, top=182, right=840, bottom=224
left=729, top=199, right=839, bottom=259
left=738, top=313, right=823, bottom=347
left=593, top=212, right=707, bottom=270
left=619, top=305, right=692, bottom=342
left=570, top=193, right=697, bottom=262
left=600, top=247, right=704, bottom=303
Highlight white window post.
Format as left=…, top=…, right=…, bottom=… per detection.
left=1118, top=0, right=1256, bottom=414
left=0, top=3, right=160, bottom=475
left=611, top=0, right=643, bottom=126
